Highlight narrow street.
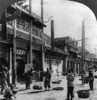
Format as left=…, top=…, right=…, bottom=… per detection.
left=0, top=0, right=97, bottom=100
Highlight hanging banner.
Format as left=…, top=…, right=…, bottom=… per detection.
left=24, top=63, right=32, bottom=73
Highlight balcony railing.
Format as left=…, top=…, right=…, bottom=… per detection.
left=32, top=26, right=42, bottom=38
left=16, top=19, right=29, bottom=33
left=6, top=18, right=42, bottom=39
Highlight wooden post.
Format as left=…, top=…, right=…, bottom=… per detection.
left=12, top=19, right=17, bottom=86
left=1, top=10, right=7, bottom=40
left=29, top=0, right=33, bottom=67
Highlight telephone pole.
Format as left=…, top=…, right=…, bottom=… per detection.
left=81, top=20, right=85, bottom=84
left=41, top=0, right=45, bottom=73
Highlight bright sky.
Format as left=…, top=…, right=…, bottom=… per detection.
left=28, top=0, right=97, bottom=53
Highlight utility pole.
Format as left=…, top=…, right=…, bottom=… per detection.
left=81, top=20, right=85, bottom=84
left=29, top=0, right=33, bottom=68
left=41, top=0, right=45, bottom=74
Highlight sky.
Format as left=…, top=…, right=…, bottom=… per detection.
left=27, top=0, right=97, bottom=53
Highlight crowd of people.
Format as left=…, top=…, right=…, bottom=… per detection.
left=0, top=64, right=95, bottom=100
left=23, top=68, right=95, bottom=100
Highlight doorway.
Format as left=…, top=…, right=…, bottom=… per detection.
left=16, top=59, right=25, bottom=83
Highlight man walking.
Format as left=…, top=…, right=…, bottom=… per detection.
left=66, top=70, right=75, bottom=100
left=44, top=68, right=51, bottom=91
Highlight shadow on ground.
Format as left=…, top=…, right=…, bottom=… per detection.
left=21, top=90, right=53, bottom=95
left=43, top=98, right=56, bottom=100
left=17, top=88, right=27, bottom=92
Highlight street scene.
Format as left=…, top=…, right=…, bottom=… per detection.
left=0, top=0, right=97, bottom=100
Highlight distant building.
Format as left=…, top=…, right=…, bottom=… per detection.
left=55, top=36, right=78, bottom=75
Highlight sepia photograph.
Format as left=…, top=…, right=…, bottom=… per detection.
left=0, top=0, right=97, bottom=100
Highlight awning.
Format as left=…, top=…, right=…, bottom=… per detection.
left=45, top=46, right=69, bottom=59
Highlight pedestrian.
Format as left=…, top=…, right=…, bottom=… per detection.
left=44, top=68, right=51, bottom=91
left=0, top=65, right=8, bottom=94
left=88, top=70, right=94, bottom=90
left=66, top=70, right=74, bottom=100
left=24, top=68, right=33, bottom=89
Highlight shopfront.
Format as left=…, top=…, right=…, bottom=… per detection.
left=16, top=48, right=26, bottom=83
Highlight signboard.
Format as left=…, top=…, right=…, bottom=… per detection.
left=24, top=63, right=33, bottom=73
left=16, top=49, right=26, bottom=55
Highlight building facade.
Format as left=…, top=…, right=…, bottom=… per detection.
left=0, top=2, right=46, bottom=85
left=44, top=34, right=68, bottom=76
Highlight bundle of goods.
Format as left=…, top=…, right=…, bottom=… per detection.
left=52, top=87, right=64, bottom=91
left=52, top=80, right=62, bottom=84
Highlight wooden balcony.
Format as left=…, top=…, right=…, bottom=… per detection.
left=7, top=19, right=42, bottom=39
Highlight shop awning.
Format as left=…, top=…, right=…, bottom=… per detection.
left=45, top=46, right=69, bottom=59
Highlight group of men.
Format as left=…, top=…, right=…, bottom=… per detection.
left=0, top=65, right=8, bottom=94
left=66, top=69, right=94, bottom=100
left=24, top=68, right=52, bottom=91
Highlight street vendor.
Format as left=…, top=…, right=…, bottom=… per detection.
left=88, top=70, right=94, bottom=90
left=44, top=68, right=51, bottom=91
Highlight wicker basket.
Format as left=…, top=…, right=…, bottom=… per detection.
left=77, top=90, right=90, bottom=98
left=33, top=85, right=42, bottom=90
left=52, top=80, right=61, bottom=84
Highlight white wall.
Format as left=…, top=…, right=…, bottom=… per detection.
left=44, top=58, right=63, bottom=76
